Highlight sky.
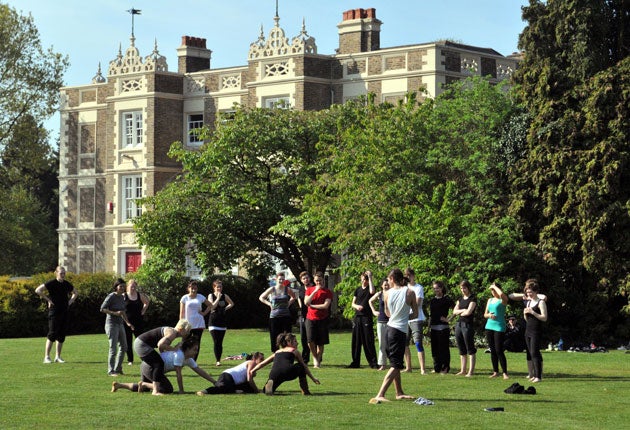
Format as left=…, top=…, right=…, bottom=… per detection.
left=7, top=0, right=530, bottom=143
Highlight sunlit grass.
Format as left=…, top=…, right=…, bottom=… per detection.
left=1, top=330, right=628, bottom=429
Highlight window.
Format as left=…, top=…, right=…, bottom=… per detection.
left=263, top=96, right=290, bottom=109
left=187, top=113, right=204, bottom=146
left=122, top=111, right=143, bottom=148
left=122, top=175, right=143, bottom=222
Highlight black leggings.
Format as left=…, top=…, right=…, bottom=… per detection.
left=525, top=330, right=543, bottom=379
left=139, top=349, right=165, bottom=385
left=486, top=329, right=507, bottom=374
left=269, top=316, right=292, bottom=352
left=210, top=330, right=226, bottom=362
left=202, top=372, right=256, bottom=394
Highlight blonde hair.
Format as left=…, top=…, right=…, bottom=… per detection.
left=175, top=319, right=192, bottom=334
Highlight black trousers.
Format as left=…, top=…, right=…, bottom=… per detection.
left=350, top=315, right=377, bottom=367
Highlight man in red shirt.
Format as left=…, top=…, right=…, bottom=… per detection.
left=304, top=271, right=333, bottom=368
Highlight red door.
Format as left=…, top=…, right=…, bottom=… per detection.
left=125, top=252, right=142, bottom=273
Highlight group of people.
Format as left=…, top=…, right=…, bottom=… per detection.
left=35, top=265, right=548, bottom=400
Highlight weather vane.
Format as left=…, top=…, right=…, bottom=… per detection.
left=127, top=7, right=141, bottom=37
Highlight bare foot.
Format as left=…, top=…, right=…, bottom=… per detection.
left=455, top=371, right=466, bottom=376
left=369, top=397, right=390, bottom=404
left=196, top=390, right=207, bottom=396
left=396, top=394, right=414, bottom=400
left=111, top=381, right=118, bottom=392
left=403, top=368, right=412, bottom=373
left=152, top=391, right=164, bottom=396
left=465, top=373, right=473, bottom=377
left=420, top=370, right=427, bottom=375
left=377, top=366, right=385, bottom=371
left=502, top=373, right=509, bottom=380
left=489, top=372, right=498, bottom=378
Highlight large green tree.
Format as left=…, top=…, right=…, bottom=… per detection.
left=510, top=0, right=630, bottom=341
left=296, top=80, right=536, bottom=315
left=134, top=107, right=335, bottom=281
left=0, top=3, right=68, bottom=146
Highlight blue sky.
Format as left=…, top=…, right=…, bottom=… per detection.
left=7, top=0, right=529, bottom=141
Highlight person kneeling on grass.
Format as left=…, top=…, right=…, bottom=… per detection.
left=196, top=352, right=265, bottom=395
left=111, top=338, right=215, bottom=395
left=251, top=332, right=320, bottom=396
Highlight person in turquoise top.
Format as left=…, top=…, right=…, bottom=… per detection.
left=483, top=282, right=509, bottom=379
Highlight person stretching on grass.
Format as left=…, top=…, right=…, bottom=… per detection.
left=252, top=333, right=320, bottom=395
left=112, top=338, right=216, bottom=394
left=196, top=352, right=265, bottom=395
left=370, top=268, right=418, bottom=404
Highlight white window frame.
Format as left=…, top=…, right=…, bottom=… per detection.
left=121, top=111, right=143, bottom=148
left=122, top=175, right=143, bottom=222
left=263, top=96, right=290, bottom=109
left=186, top=113, right=204, bottom=147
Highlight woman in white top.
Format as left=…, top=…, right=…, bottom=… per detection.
left=179, top=280, right=211, bottom=360
left=196, top=352, right=264, bottom=395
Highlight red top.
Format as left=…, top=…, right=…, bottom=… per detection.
left=305, top=286, right=333, bottom=321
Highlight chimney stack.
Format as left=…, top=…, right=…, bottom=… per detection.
left=177, top=36, right=212, bottom=73
left=337, top=8, right=381, bottom=55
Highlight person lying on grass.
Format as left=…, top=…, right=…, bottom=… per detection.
left=196, top=352, right=265, bottom=395
left=111, top=338, right=215, bottom=395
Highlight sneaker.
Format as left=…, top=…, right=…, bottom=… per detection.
left=108, top=371, right=119, bottom=376
left=43, top=357, right=52, bottom=364
left=54, top=357, right=65, bottom=363
left=128, top=361, right=133, bottom=366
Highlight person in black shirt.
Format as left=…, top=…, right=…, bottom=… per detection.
left=35, top=266, right=78, bottom=363
left=347, top=271, right=378, bottom=369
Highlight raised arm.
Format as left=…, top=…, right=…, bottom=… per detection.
left=368, top=292, right=380, bottom=317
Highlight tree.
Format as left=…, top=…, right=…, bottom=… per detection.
left=0, top=3, right=68, bottom=147
left=298, top=79, right=536, bottom=316
left=510, top=0, right=630, bottom=342
left=134, top=107, right=335, bottom=281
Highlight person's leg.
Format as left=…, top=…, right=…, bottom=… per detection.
left=124, top=324, right=134, bottom=363
left=495, top=331, right=508, bottom=378
left=462, top=323, right=477, bottom=376
left=360, top=316, right=378, bottom=367
left=300, top=318, right=310, bottom=363
left=189, top=328, right=204, bottom=361
left=111, top=381, right=139, bottom=392
left=115, top=322, right=127, bottom=374
left=45, top=312, right=57, bottom=360
left=430, top=329, right=440, bottom=372
left=211, top=329, right=226, bottom=364
left=349, top=316, right=361, bottom=366
left=269, top=318, right=280, bottom=352
left=105, top=322, right=116, bottom=373
left=55, top=311, right=69, bottom=360
left=376, top=321, right=387, bottom=368
left=486, top=330, right=499, bottom=375
left=455, top=324, right=466, bottom=374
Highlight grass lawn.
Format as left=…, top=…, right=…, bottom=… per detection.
left=0, top=329, right=628, bottom=429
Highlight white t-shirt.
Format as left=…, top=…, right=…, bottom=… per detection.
left=408, top=283, right=426, bottom=322
left=180, top=294, right=207, bottom=329
left=160, top=349, right=197, bottom=373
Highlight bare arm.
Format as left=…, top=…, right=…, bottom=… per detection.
left=179, top=301, right=185, bottom=320
left=259, top=287, right=273, bottom=308
left=407, top=289, right=419, bottom=320
left=157, top=328, right=179, bottom=352
left=175, top=366, right=185, bottom=393
left=224, top=294, right=235, bottom=311
left=140, top=293, right=150, bottom=315
left=192, top=366, right=216, bottom=385
left=251, top=353, right=275, bottom=375
left=368, top=292, right=380, bottom=317
left=294, top=349, right=320, bottom=384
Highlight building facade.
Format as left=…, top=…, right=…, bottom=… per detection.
left=58, top=7, right=519, bottom=275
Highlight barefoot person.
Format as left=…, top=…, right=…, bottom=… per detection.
left=252, top=333, right=320, bottom=396
left=112, top=338, right=215, bottom=394
left=196, top=352, right=265, bottom=395
left=132, top=319, right=192, bottom=395
left=35, top=266, right=78, bottom=364
left=370, top=268, right=418, bottom=404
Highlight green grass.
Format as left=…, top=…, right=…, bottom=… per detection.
left=1, top=329, right=628, bottom=429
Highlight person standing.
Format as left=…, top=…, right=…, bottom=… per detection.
left=123, top=279, right=149, bottom=366
left=297, top=271, right=313, bottom=363
left=304, top=271, right=333, bottom=368
left=180, top=280, right=211, bottom=361
left=370, top=268, right=418, bottom=403
left=259, top=272, right=296, bottom=352
left=508, top=283, right=547, bottom=378
left=207, top=279, right=235, bottom=366
left=405, top=268, right=427, bottom=374
left=369, top=279, right=390, bottom=370
left=484, top=282, right=509, bottom=379
left=452, top=280, right=477, bottom=377
left=522, top=279, right=547, bottom=382
left=35, top=266, right=78, bottom=364
left=347, top=271, right=378, bottom=369
left=100, top=278, right=134, bottom=376
left=429, top=280, right=455, bottom=374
